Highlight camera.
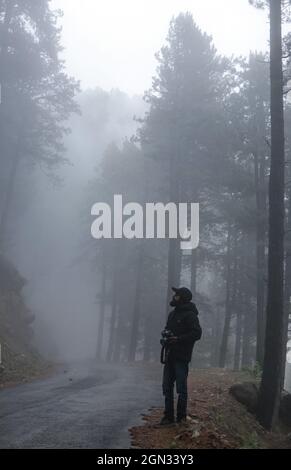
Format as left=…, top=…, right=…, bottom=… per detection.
left=160, top=328, right=175, bottom=347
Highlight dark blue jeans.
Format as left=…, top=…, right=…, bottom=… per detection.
left=162, top=357, right=189, bottom=420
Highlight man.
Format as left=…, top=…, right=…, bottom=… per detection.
left=160, top=286, right=202, bottom=425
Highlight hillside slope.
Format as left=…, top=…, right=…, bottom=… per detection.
left=0, top=255, right=51, bottom=388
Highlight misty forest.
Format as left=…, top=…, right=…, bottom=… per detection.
left=1, top=0, right=291, bottom=451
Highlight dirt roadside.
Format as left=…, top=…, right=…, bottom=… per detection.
left=129, top=368, right=291, bottom=449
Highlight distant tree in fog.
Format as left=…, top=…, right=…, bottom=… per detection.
left=139, top=12, right=230, bottom=312
left=0, top=0, right=79, bottom=246
left=87, top=13, right=272, bottom=369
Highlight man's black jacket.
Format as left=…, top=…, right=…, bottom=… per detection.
left=165, top=301, right=202, bottom=363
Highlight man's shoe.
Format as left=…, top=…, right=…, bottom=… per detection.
left=159, top=416, right=175, bottom=425
left=176, top=416, right=187, bottom=424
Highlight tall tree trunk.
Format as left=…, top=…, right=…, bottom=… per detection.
left=106, top=261, right=118, bottom=362
left=229, top=231, right=239, bottom=368
left=219, top=221, right=233, bottom=367
left=0, top=137, right=21, bottom=248
left=257, top=0, right=286, bottom=430
left=112, top=306, right=122, bottom=363
left=254, top=150, right=267, bottom=366
left=0, top=3, right=23, bottom=249
left=165, top=146, right=181, bottom=314
left=128, top=245, right=144, bottom=361
left=190, top=187, right=199, bottom=297
left=241, top=234, right=253, bottom=368
left=143, top=312, right=151, bottom=362
left=0, top=2, right=23, bottom=248
left=234, top=308, right=242, bottom=371
left=211, top=307, right=221, bottom=367
left=190, top=249, right=197, bottom=298
left=96, top=256, right=107, bottom=360
left=241, top=304, right=252, bottom=368
left=166, top=239, right=181, bottom=314
left=234, top=270, right=243, bottom=371
left=0, top=0, right=14, bottom=78
left=283, top=182, right=291, bottom=380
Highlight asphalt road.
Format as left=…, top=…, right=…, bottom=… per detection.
left=0, top=361, right=163, bottom=449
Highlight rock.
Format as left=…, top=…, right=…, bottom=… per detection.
left=229, top=382, right=259, bottom=413
left=279, top=392, right=291, bottom=426
left=191, top=429, right=201, bottom=438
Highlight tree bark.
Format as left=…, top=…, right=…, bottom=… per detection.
left=257, top=0, right=286, bottom=430
left=143, top=311, right=152, bottom=362
left=112, top=306, right=122, bottom=363
left=241, top=234, right=254, bottom=368
left=254, top=149, right=267, bottom=366
left=106, top=259, right=118, bottom=362
left=190, top=249, right=197, bottom=298
left=165, top=142, right=181, bottom=315
left=128, top=245, right=144, bottom=361
left=0, top=136, right=21, bottom=248
left=241, top=303, right=252, bottom=368
left=234, top=311, right=242, bottom=371
left=211, top=307, right=222, bottom=367
left=219, top=221, right=233, bottom=367
left=283, top=181, right=291, bottom=383
left=96, top=256, right=107, bottom=361
left=234, top=296, right=243, bottom=371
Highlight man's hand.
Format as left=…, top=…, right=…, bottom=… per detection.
left=168, top=336, right=179, bottom=343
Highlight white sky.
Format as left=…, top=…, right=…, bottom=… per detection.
left=52, top=0, right=269, bottom=95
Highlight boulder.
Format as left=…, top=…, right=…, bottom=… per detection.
left=279, top=392, right=291, bottom=427
left=229, top=382, right=259, bottom=413
left=230, top=382, right=291, bottom=425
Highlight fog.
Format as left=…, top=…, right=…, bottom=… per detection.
left=8, top=89, right=146, bottom=359
left=53, top=0, right=269, bottom=94
left=1, top=0, right=291, bottom=391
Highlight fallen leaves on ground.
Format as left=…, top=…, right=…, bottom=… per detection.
left=129, top=368, right=291, bottom=449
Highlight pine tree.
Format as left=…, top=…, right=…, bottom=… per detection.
left=249, top=0, right=287, bottom=430
left=140, top=12, right=228, bottom=312
left=0, top=0, right=79, bottom=245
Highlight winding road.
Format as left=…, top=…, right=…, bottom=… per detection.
left=0, top=361, right=162, bottom=449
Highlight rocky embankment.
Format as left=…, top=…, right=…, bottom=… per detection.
left=0, top=255, right=51, bottom=388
